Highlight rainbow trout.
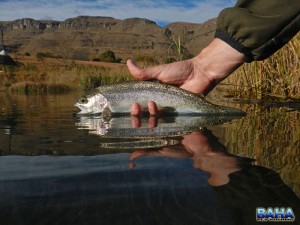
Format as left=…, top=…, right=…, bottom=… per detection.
left=75, top=81, right=244, bottom=115
left=76, top=115, right=241, bottom=138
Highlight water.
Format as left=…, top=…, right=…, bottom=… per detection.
left=0, top=92, right=299, bottom=225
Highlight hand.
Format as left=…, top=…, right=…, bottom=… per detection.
left=127, top=58, right=214, bottom=95
left=127, top=38, right=246, bottom=96
left=127, top=38, right=246, bottom=115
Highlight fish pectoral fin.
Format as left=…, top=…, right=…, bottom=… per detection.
left=102, top=107, right=112, bottom=121
left=160, top=106, right=177, bottom=115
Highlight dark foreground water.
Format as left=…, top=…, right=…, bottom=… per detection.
left=0, top=92, right=299, bottom=225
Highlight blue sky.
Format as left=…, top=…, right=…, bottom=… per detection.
left=0, top=0, right=237, bottom=26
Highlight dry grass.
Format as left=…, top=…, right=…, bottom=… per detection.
left=222, top=33, right=300, bottom=100
left=1, top=56, right=134, bottom=93
left=1, top=33, right=300, bottom=98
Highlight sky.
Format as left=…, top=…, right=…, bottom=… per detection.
left=0, top=0, right=237, bottom=26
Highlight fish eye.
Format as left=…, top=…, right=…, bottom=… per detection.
left=79, top=97, right=88, bottom=104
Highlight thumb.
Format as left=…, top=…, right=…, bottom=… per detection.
left=127, top=59, right=158, bottom=80
left=127, top=59, right=143, bottom=79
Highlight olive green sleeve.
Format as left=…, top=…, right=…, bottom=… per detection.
left=215, top=0, right=300, bottom=62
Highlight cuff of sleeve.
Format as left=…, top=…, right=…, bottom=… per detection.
left=215, top=30, right=254, bottom=63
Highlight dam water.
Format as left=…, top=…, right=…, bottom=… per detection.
left=0, top=92, right=299, bottom=225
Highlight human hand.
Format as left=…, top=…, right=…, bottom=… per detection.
left=127, top=58, right=212, bottom=95
left=127, top=38, right=246, bottom=96
left=127, top=38, right=246, bottom=115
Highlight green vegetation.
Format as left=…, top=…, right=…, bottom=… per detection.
left=168, top=34, right=194, bottom=62
left=92, top=50, right=122, bottom=63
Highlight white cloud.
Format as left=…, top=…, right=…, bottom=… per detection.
left=0, top=0, right=236, bottom=25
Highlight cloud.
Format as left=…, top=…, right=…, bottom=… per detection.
left=0, top=0, right=236, bottom=25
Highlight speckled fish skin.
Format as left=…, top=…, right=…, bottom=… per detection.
left=76, top=116, right=242, bottom=138
left=82, top=81, right=245, bottom=115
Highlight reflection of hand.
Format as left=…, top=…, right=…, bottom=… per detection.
left=130, top=106, right=158, bottom=128
left=130, top=146, right=192, bottom=161
left=129, top=130, right=241, bottom=186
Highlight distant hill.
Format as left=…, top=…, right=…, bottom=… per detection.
left=0, top=16, right=216, bottom=63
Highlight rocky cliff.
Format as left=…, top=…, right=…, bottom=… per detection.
left=0, top=16, right=216, bottom=63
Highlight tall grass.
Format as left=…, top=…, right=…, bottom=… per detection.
left=4, top=60, right=134, bottom=94
left=223, top=33, right=300, bottom=100
left=3, top=33, right=299, bottom=97
left=79, top=68, right=134, bottom=90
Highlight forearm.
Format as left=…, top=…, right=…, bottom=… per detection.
left=216, top=0, right=300, bottom=62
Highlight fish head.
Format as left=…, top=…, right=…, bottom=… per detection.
left=75, top=93, right=108, bottom=114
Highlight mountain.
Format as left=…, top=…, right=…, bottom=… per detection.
left=0, top=16, right=216, bottom=63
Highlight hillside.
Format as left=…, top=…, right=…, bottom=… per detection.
left=0, top=16, right=216, bottom=63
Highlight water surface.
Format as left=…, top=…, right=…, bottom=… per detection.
left=0, top=92, right=299, bottom=225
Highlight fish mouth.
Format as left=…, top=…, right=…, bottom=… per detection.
left=74, top=103, right=103, bottom=115
left=75, top=103, right=90, bottom=114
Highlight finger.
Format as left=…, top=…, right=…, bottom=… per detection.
left=148, top=101, right=159, bottom=115
left=130, top=102, right=142, bottom=128
left=127, top=59, right=143, bottom=79
left=130, top=102, right=142, bottom=115
left=158, top=146, right=193, bottom=158
left=127, top=59, right=160, bottom=80
left=130, top=150, right=162, bottom=161
left=131, top=116, right=141, bottom=128
left=129, top=150, right=148, bottom=161
left=148, top=117, right=158, bottom=129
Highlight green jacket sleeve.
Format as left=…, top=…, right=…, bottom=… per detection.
left=215, top=0, right=300, bottom=62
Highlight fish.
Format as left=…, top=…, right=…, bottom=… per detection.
left=75, top=81, right=245, bottom=115
left=75, top=115, right=242, bottom=139
left=98, top=139, right=180, bottom=149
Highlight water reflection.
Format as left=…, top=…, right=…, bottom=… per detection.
left=0, top=128, right=299, bottom=225
left=0, top=92, right=299, bottom=224
left=75, top=114, right=242, bottom=138
left=130, top=129, right=300, bottom=224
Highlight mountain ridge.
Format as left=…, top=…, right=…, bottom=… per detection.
left=0, top=16, right=217, bottom=63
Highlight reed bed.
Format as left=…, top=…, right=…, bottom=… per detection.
left=223, top=33, right=300, bottom=100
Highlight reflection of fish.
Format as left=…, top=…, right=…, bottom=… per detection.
left=75, top=81, right=244, bottom=115
left=99, top=139, right=180, bottom=149
left=76, top=115, right=241, bottom=138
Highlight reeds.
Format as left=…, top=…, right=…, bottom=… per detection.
left=213, top=104, right=300, bottom=196
left=223, top=33, right=300, bottom=100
